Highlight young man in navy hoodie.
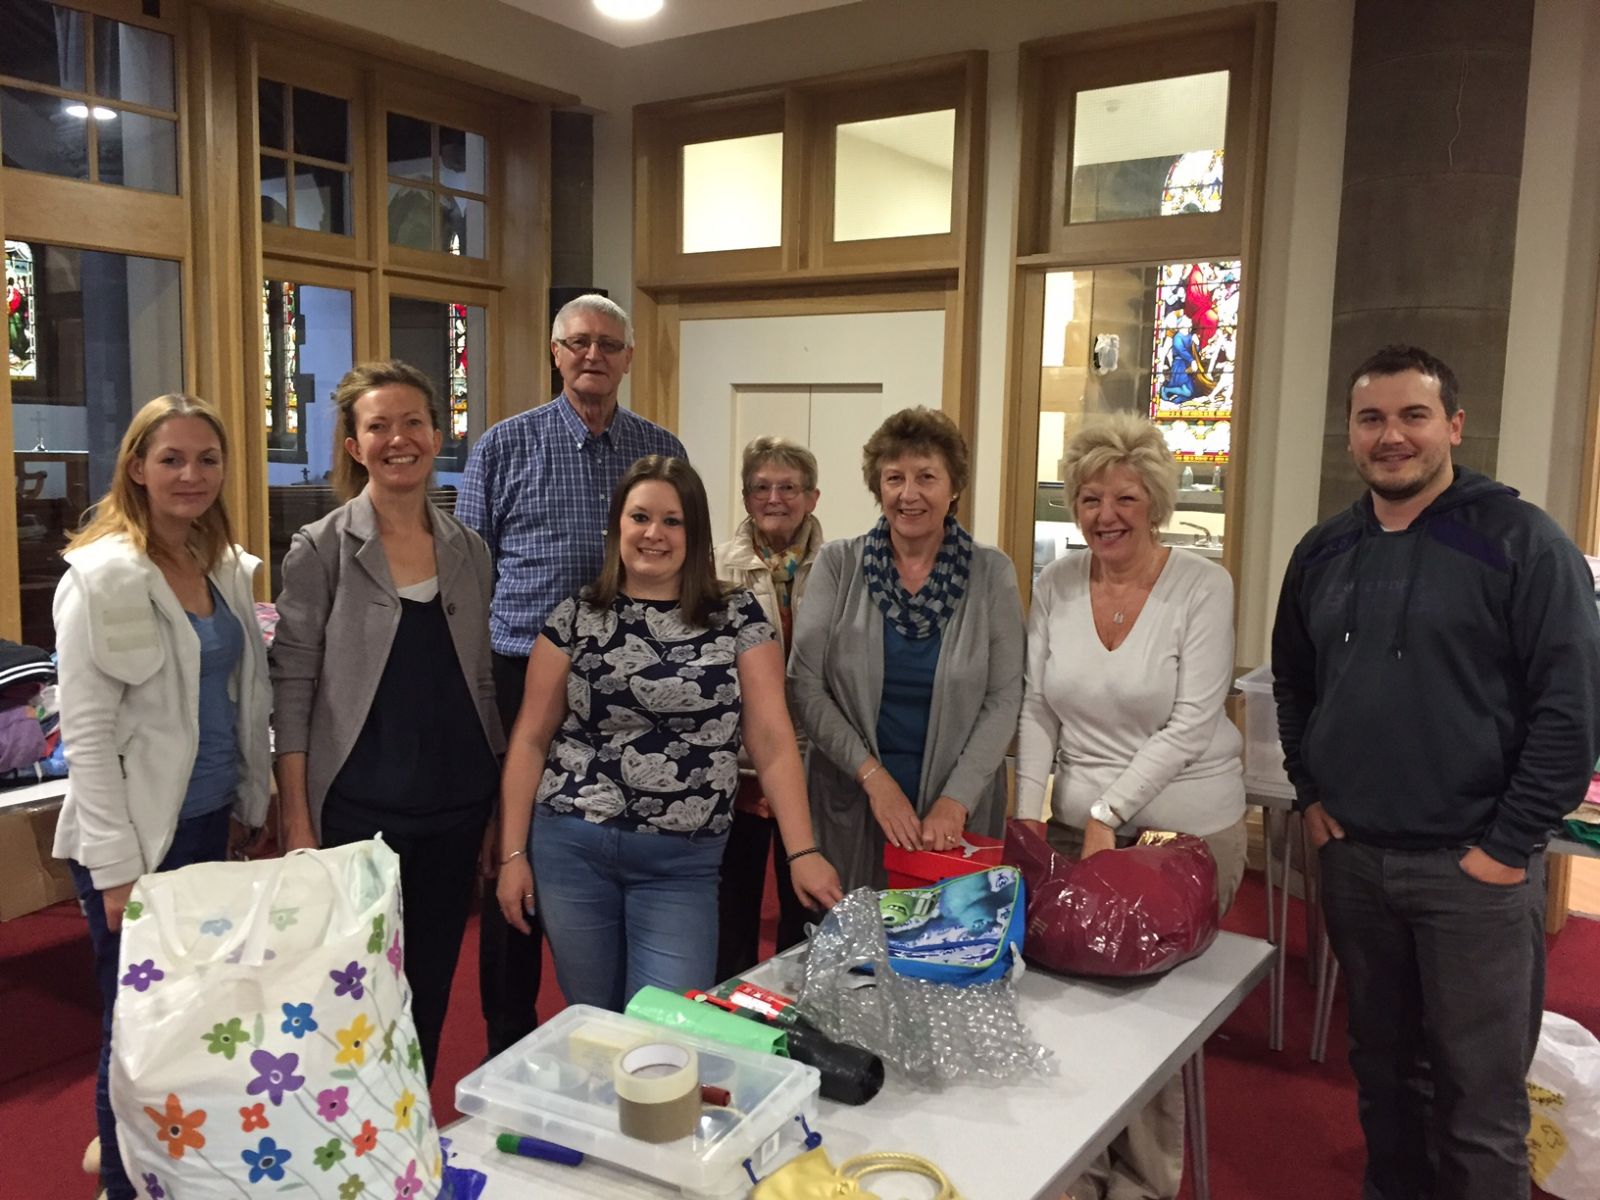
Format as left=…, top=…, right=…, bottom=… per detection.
left=1272, top=344, right=1600, bottom=1200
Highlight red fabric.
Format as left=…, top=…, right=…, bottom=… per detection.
left=1005, top=820, right=1219, bottom=977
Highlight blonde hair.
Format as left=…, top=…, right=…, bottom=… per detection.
left=1060, top=413, right=1179, bottom=528
left=741, top=436, right=818, bottom=494
left=67, top=394, right=236, bottom=571
left=330, top=360, right=440, bottom=503
left=860, top=407, right=969, bottom=510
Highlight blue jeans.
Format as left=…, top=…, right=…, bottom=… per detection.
left=1319, top=839, right=1546, bottom=1200
left=69, top=806, right=232, bottom=1200
left=531, top=806, right=728, bottom=1011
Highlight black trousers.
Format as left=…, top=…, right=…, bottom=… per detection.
left=480, top=650, right=544, bottom=1057
left=1319, top=839, right=1546, bottom=1200
left=320, top=811, right=483, bottom=1085
left=715, top=802, right=809, bottom=981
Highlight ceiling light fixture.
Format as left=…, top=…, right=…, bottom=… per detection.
left=63, top=103, right=117, bottom=120
left=593, top=0, right=663, bottom=20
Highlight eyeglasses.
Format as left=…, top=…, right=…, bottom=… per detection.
left=554, top=334, right=629, bottom=356
left=747, top=482, right=805, bottom=499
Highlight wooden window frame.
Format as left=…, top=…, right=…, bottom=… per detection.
left=1000, top=5, right=1275, bottom=605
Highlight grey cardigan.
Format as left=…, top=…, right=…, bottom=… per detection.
left=788, top=534, right=1025, bottom=890
left=270, top=490, right=505, bottom=838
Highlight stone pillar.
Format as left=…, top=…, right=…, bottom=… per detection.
left=1317, top=0, right=1534, bottom=519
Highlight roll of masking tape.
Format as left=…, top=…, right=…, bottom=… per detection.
left=613, top=1041, right=699, bottom=1143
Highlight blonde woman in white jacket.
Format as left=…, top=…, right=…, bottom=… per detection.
left=51, top=394, right=270, bottom=1200
left=712, top=436, right=825, bottom=978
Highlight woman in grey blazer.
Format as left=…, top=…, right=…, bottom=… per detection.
left=788, top=408, right=1024, bottom=892
left=271, top=360, right=504, bottom=1082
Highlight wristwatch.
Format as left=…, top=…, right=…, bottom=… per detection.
left=1089, top=799, right=1123, bottom=829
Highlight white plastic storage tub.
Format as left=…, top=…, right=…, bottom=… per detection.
left=455, top=1005, right=821, bottom=1197
left=1235, top=665, right=1292, bottom=792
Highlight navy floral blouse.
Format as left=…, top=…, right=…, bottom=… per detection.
left=537, top=588, right=777, bottom=835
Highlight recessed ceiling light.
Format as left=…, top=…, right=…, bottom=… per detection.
left=594, top=0, right=663, bottom=20
left=63, top=103, right=117, bottom=120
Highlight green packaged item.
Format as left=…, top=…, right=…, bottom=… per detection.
left=1563, top=818, right=1600, bottom=848
left=624, top=986, right=788, bottom=1057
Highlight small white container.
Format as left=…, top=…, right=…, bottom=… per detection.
left=1235, top=665, right=1292, bottom=792
left=455, top=1005, right=821, bottom=1197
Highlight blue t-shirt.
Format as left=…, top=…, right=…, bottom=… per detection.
left=875, top=616, right=942, bottom=803
left=179, top=580, right=243, bottom=819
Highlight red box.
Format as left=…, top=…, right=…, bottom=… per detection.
left=882, top=832, right=1004, bottom=890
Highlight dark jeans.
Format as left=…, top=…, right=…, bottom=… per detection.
left=69, top=805, right=232, bottom=1200
left=1319, top=839, right=1545, bottom=1200
left=480, top=650, right=544, bottom=1057
left=320, top=811, right=483, bottom=1085
left=716, top=802, right=808, bottom=981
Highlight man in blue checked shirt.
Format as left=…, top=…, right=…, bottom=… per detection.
left=456, top=293, right=685, bottom=1056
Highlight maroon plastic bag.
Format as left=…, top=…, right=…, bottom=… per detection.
left=1003, top=820, right=1220, bottom=977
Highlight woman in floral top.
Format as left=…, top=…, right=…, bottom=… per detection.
left=495, top=456, right=843, bottom=1009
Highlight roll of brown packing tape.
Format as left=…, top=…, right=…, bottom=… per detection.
left=613, top=1041, right=700, bottom=1143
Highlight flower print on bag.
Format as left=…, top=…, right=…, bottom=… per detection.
left=330, top=961, right=368, bottom=999
left=199, top=916, right=232, bottom=936
left=123, top=900, right=144, bottom=922
left=395, top=1159, right=424, bottom=1199
left=392, top=1088, right=416, bottom=1132
left=121, top=959, right=164, bottom=992
left=245, top=1049, right=305, bottom=1106
left=281, top=1001, right=318, bottom=1039
left=335, top=1014, right=376, bottom=1066
left=352, top=1119, right=379, bottom=1157
left=201, top=1017, right=250, bottom=1061
left=339, top=1176, right=367, bottom=1199
left=140, top=1171, right=165, bottom=1199
left=387, top=929, right=403, bottom=978
left=143, top=1093, right=206, bottom=1159
left=379, top=1021, right=397, bottom=1065
left=316, top=1086, right=350, bottom=1121
left=406, top=1039, right=421, bottom=1074
left=241, top=1136, right=292, bottom=1184
left=238, top=1103, right=269, bottom=1133
left=269, top=906, right=299, bottom=931
left=313, top=1137, right=347, bottom=1171
left=366, top=914, right=386, bottom=955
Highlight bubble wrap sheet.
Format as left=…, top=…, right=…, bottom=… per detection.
left=795, top=888, right=1053, bottom=1085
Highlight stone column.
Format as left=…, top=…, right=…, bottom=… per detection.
left=1317, top=0, right=1534, bottom=519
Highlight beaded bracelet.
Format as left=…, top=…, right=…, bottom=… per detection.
left=786, top=846, right=822, bottom=865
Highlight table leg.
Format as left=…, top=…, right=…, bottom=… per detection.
left=1311, top=931, right=1340, bottom=1063
left=1300, top=815, right=1320, bottom=985
left=1277, top=811, right=1293, bottom=1051
left=1182, top=1050, right=1209, bottom=1200
left=1262, top=807, right=1284, bottom=1052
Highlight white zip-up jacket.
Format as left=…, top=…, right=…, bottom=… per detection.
left=50, top=535, right=272, bottom=889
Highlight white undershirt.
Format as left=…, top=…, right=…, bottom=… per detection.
left=1015, top=548, right=1245, bottom=835
left=396, top=576, right=439, bottom=602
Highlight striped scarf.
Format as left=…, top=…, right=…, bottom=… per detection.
left=861, top=515, right=972, bottom=640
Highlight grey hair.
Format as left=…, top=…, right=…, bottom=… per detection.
left=1061, top=412, right=1179, bottom=529
left=741, top=436, right=819, bottom=494
left=551, top=293, right=633, bottom=346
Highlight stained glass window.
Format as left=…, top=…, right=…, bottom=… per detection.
left=1148, top=259, right=1240, bottom=464
left=448, top=301, right=470, bottom=439
left=6, top=239, right=37, bottom=382
left=263, top=280, right=303, bottom=456
left=1161, top=150, right=1224, bottom=216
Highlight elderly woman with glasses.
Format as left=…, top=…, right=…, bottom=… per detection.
left=789, top=408, right=1024, bottom=892
left=713, top=437, right=826, bottom=976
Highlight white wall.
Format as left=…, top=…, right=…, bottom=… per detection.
left=1497, top=0, right=1600, bottom=539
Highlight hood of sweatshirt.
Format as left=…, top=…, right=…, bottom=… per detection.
left=1340, top=466, right=1519, bottom=659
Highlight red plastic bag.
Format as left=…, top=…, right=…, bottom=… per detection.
left=1003, top=820, right=1220, bottom=977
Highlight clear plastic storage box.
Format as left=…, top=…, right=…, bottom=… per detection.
left=455, top=1005, right=821, bottom=1197
left=1235, top=665, right=1292, bottom=793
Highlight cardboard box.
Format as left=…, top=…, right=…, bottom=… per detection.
left=882, top=832, right=1004, bottom=890
left=0, top=797, right=75, bottom=921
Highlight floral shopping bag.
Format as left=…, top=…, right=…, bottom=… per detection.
left=110, top=838, right=442, bottom=1200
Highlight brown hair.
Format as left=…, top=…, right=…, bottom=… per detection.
left=1061, top=412, right=1179, bottom=528
left=330, top=360, right=441, bottom=502
left=67, top=394, right=236, bottom=571
left=741, top=435, right=819, bottom=494
left=587, top=456, right=725, bottom=628
left=861, top=407, right=969, bottom=511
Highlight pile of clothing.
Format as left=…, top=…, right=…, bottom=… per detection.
left=0, top=639, right=63, bottom=786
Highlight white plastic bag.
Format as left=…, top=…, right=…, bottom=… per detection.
left=1527, top=1010, right=1600, bottom=1199
left=110, top=839, right=443, bottom=1199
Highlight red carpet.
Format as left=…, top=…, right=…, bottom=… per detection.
left=3, top=873, right=1593, bottom=1198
